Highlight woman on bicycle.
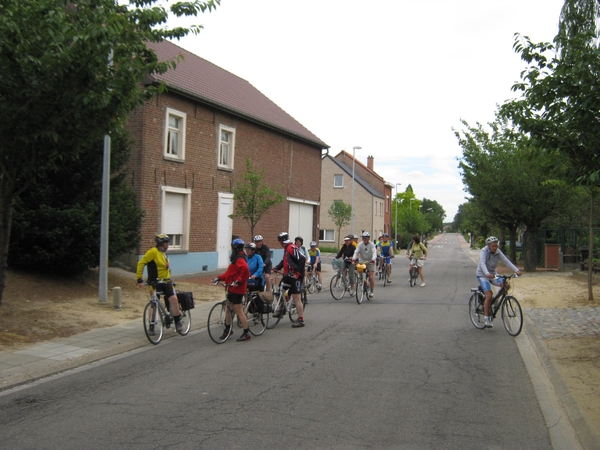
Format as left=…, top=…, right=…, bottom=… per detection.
left=407, top=235, right=428, bottom=287
left=136, top=234, right=184, bottom=334
left=245, top=242, right=264, bottom=292
left=214, top=238, right=252, bottom=341
left=477, top=236, right=521, bottom=328
left=334, top=236, right=356, bottom=294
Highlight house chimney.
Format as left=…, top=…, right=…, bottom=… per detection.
left=367, top=155, right=374, bottom=170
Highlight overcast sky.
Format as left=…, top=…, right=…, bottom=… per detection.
left=170, top=0, right=565, bottom=221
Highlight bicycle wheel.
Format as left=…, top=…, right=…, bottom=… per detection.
left=143, top=302, right=164, bottom=344
left=266, top=292, right=283, bottom=329
left=501, top=296, right=523, bottom=336
left=307, top=277, right=316, bottom=295
left=383, top=271, right=387, bottom=287
left=288, top=291, right=307, bottom=323
left=410, top=268, right=418, bottom=287
left=246, top=298, right=266, bottom=336
left=356, top=276, right=365, bottom=304
left=468, top=292, right=486, bottom=330
left=330, top=274, right=345, bottom=300
left=207, top=301, right=231, bottom=344
left=178, top=309, right=192, bottom=336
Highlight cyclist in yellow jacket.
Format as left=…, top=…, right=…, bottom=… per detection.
left=137, top=234, right=184, bottom=334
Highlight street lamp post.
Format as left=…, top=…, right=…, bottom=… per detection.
left=395, top=183, right=401, bottom=250
left=351, top=146, right=361, bottom=234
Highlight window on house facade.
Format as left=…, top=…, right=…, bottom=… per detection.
left=164, top=108, right=186, bottom=160
left=218, top=125, right=235, bottom=170
left=319, top=229, right=335, bottom=242
left=334, top=174, right=343, bottom=188
left=162, top=187, right=191, bottom=250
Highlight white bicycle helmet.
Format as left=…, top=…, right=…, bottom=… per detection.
left=253, top=235, right=263, bottom=242
left=485, top=236, right=499, bottom=245
left=361, top=231, right=370, bottom=238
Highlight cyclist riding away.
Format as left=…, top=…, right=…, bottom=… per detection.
left=477, top=236, right=522, bottom=328
left=353, top=231, right=377, bottom=299
left=214, top=238, right=252, bottom=341
left=308, top=241, right=323, bottom=291
left=274, top=232, right=306, bottom=328
left=245, top=242, right=264, bottom=292
left=335, top=236, right=356, bottom=294
left=253, top=235, right=272, bottom=293
left=137, top=234, right=184, bottom=335
left=407, top=235, right=428, bottom=287
left=377, top=233, right=395, bottom=283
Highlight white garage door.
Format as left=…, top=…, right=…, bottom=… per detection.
left=288, top=201, right=314, bottom=242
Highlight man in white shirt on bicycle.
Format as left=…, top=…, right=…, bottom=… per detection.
left=477, top=236, right=522, bottom=328
left=352, top=231, right=377, bottom=299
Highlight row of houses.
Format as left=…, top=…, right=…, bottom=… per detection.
left=123, top=40, right=397, bottom=274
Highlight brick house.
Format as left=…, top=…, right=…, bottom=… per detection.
left=124, top=40, right=328, bottom=273
left=319, top=152, right=388, bottom=247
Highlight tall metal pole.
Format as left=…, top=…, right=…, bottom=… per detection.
left=351, top=146, right=361, bottom=235
left=99, top=134, right=110, bottom=303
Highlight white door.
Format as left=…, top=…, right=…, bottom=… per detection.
left=289, top=202, right=314, bottom=242
left=217, top=193, right=234, bottom=268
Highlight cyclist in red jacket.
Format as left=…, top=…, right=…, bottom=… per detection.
left=214, top=238, right=251, bottom=341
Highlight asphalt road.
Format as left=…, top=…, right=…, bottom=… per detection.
left=0, top=234, right=552, bottom=449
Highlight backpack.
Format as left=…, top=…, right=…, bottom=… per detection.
left=286, top=244, right=306, bottom=276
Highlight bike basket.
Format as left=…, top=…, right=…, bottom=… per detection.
left=176, top=291, right=195, bottom=311
left=356, top=263, right=366, bottom=273
left=331, top=259, right=344, bottom=271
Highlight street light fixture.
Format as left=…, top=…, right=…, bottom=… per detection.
left=395, top=183, right=401, bottom=250
left=351, top=146, right=361, bottom=234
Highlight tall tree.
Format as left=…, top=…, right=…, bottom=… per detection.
left=0, top=0, right=220, bottom=304
left=230, top=157, right=284, bottom=238
left=328, top=201, right=352, bottom=247
left=501, top=0, right=600, bottom=294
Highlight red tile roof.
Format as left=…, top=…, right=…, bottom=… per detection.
left=147, top=40, right=328, bottom=149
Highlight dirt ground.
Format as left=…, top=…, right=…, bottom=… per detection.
left=0, top=267, right=598, bottom=435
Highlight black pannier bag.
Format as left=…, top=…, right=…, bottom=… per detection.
left=177, top=291, right=195, bottom=311
left=256, top=292, right=274, bottom=313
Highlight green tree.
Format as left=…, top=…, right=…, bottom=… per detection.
left=501, top=0, right=600, bottom=293
left=9, top=130, right=144, bottom=274
left=0, top=0, right=220, bottom=304
left=328, top=201, right=352, bottom=248
left=421, top=198, right=445, bottom=237
left=230, top=157, right=284, bottom=238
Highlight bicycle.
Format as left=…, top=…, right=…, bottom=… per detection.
left=265, top=272, right=307, bottom=329
left=329, top=258, right=356, bottom=300
left=409, top=258, right=422, bottom=287
left=305, top=264, right=320, bottom=294
left=207, top=283, right=267, bottom=344
left=381, top=255, right=394, bottom=287
left=468, top=273, right=523, bottom=336
left=143, top=281, right=192, bottom=345
left=355, top=261, right=373, bottom=304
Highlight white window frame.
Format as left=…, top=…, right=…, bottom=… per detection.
left=161, top=186, right=191, bottom=251
left=320, top=229, right=335, bottom=242
left=218, top=124, right=236, bottom=170
left=333, top=174, right=343, bottom=188
left=163, top=108, right=186, bottom=161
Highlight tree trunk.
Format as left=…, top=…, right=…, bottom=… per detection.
left=508, top=227, right=517, bottom=265
left=0, top=177, right=16, bottom=306
left=523, top=228, right=538, bottom=272
left=588, top=195, right=594, bottom=302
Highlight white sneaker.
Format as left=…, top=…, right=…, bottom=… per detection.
left=420, top=283, right=426, bottom=287
left=484, top=317, right=493, bottom=328
left=368, top=292, right=374, bottom=299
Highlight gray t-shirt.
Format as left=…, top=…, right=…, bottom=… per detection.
left=353, top=241, right=377, bottom=262
left=477, top=245, right=518, bottom=277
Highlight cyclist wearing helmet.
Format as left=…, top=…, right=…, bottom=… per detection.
left=273, top=232, right=306, bottom=327
left=244, top=242, right=264, bottom=292
left=308, top=241, right=323, bottom=290
left=407, top=235, right=428, bottom=287
left=137, top=234, right=184, bottom=334
left=214, top=238, right=252, bottom=341
left=335, top=236, right=357, bottom=294
left=254, top=235, right=272, bottom=292
left=352, top=231, right=377, bottom=299
left=477, top=236, right=522, bottom=328
left=377, top=233, right=395, bottom=283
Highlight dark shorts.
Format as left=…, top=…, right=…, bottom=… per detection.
left=282, top=275, right=302, bottom=295
left=264, top=263, right=273, bottom=274
left=310, top=262, right=322, bottom=272
left=155, top=281, right=176, bottom=298
left=227, top=292, right=244, bottom=305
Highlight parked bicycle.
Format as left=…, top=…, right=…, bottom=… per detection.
left=355, top=261, right=372, bottom=304
left=143, top=281, right=191, bottom=345
left=207, top=282, right=267, bottom=344
left=468, top=273, right=523, bottom=336
left=265, top=272, right=307, bottom=329
left=330, top=258, right=356, bottom=300
left=409, top=260, right=421, bottom=287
